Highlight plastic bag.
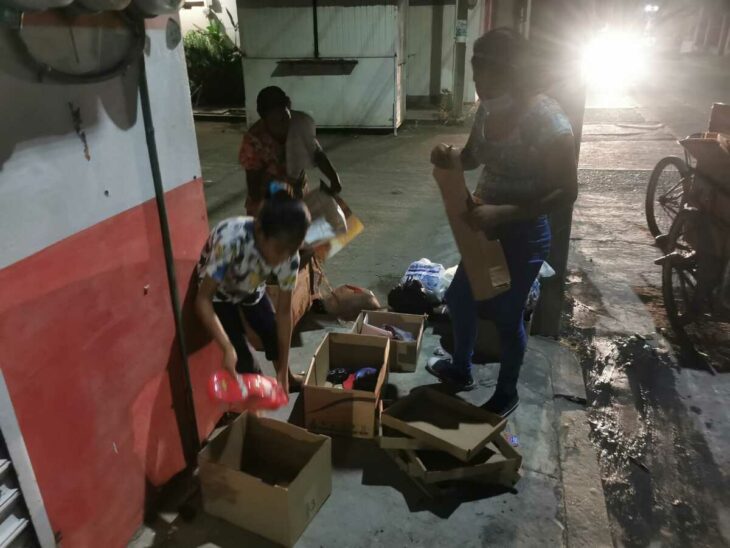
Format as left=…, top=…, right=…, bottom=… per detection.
left=437, top=265, right=458, bottom=298
left=323, top=284, right=381, bottom=321
left=208, top=371, right=289, bottom=410
left=525, top=278, right=541, bottom=313
left=401, top=259, right=447, bottom=300
left=388, top=279, right=438, bottom=315
left=539, top=261, right=556, bottom=278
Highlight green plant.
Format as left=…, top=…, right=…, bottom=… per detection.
left=183, top=18, right=244, bottom=107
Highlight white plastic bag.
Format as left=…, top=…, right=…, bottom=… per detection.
left=539, top=261, right=556, bottom=278
left=401, top=259, right=447, bottom=301
left=436, top=265, right=457, bottom=300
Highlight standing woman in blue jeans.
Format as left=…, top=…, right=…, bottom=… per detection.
left=428, top=28, right=578, bottom=417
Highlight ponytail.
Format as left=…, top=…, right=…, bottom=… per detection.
left=259, top=181, right=311, bottom=250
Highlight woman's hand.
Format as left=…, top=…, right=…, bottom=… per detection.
left=463, top=204, right=506, bottom=231
left=222, top=344, right=238, bottom=378
left=431, top=144, right=461, bottom=170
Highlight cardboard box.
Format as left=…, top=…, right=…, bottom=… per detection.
left=304, top=333, right=389, bottom=438
left=381, top=388, right=507, bottom=462
left=385, top=433, right=521, bottom=488
left=433, top=168, right=511, bottom=300
left=352, top=311, right=426, bottom=372
left=199, top=413, right=332, bottom=547
left=378, top=423, right=434, bottom=451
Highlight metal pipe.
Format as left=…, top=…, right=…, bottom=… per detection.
left=138, top=52, right=200, bottom=465
left=313, top=0, right=320, bottom=58
left=452, top=0, right=470, bottom=119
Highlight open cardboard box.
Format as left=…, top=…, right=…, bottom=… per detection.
left=199, top=413, right=332, bottom=547
left=385, top=433, right=521, bottom=488
left=352, top=311, right=426, bottom=372
left=304, top=332, right=389, bottom=439
left=378, top=423, right=434, bottom=451
left=381, top=388, right=507, bottom=462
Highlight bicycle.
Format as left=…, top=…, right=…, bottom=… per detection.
left=645, top=141, right=695, bottom=244
left=655, top=134, right=730, bottom=340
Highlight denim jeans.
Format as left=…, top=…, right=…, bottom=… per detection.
left=445, top=215, right=551, bottom=395
left=213, top=295, right=279, bottom=374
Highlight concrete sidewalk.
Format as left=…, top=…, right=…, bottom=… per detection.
left=566, top=79, right=730, bottom=545
left=129, top=122, right=610, bottom=547
left=134, top=333, right=607, bottom=548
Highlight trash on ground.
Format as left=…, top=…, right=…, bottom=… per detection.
left=400, top=258, right=447, bottom=301
left=323, top=284, right=380, bottom=321
left=388, top=278, right=439, bottom=315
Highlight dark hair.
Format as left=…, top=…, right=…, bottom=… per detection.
left=471, top=28, right=538, bottom=94
left=256, top=86, right=292, bottom=118
left=258, top=186, right=311, bottom=251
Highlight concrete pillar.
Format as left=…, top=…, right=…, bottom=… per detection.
left=525, top=0, right=588, bottom=337
left=452, top=0, right=471, bottom=118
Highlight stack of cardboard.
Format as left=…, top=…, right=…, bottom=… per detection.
left=378, top=388, right=522, bottom=495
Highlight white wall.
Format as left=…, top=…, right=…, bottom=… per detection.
left=239, top=1, right=404, bottom=128
left=405, top=0, right=484, bottom=102
left=0, top=16, right=200, bottom=269
left=239, top=4, right=314, bottom=57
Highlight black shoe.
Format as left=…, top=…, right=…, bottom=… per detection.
left=425, top=359, right=476, bottom=391
left=482, top=390, right=519, bottom=417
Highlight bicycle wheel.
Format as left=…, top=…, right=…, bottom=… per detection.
left=646, top=156, right=690, bottom=238
left=662, top=213, right=699, bottom=339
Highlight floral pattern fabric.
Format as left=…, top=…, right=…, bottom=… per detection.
left=464, top=94, right=574, bottom=206
left=197, top=217, right=299, bottom=304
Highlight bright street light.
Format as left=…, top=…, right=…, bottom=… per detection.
left=582, top=29, right=650, bottom=89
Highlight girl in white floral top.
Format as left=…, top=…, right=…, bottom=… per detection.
left=195, top=188, right=311, bottom=393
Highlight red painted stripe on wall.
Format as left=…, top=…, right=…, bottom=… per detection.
left=0, top=178, right=221, bottom=547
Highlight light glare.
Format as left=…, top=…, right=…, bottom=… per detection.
left=582, top=30, right=649, bottom=89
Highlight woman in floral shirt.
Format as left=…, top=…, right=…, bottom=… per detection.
left=195, top=188, right=311, bottom=393
left=239, top=86, right=342, bottom=215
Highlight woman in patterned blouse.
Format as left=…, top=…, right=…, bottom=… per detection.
left=428, top=28, right=578, bottom=417
left=239, top=86, right=342, bottom=216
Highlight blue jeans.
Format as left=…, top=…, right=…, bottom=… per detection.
left=445, top=216, right=551, bottom=395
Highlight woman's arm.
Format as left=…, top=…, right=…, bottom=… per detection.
left=315, top=149, right=342, bottom=194
left=274, top=290, right=294, bottom=392
left=465, top=134, right=578, bottom=229
left=430, top=144, right=481, bottom=172
left=195, top=276, right=238, bottom=376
